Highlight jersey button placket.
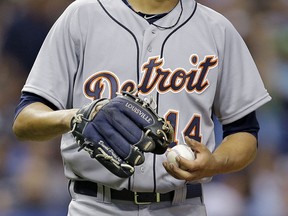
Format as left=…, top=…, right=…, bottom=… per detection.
left=147, top=29, right=157, bottom=53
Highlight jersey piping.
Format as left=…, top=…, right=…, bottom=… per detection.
left=97, top=0, right=141, bottom=86
left=99, top=0, right=198, bottom=193
left=153, top=1, right=198, bottom=193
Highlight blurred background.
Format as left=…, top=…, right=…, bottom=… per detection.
left=0, top=0, right=287, bottom=215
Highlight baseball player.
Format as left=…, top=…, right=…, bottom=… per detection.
left=13, top=0, right=271, bottom=215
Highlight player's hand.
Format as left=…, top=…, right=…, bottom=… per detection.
left=70, top=91, right=174, bottom=178
left=163, top=137, right=216, bottom=182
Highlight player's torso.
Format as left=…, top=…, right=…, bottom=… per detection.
left=73, top=0, right=218, bottom=145
left=63, top=0, right=219, bottom=191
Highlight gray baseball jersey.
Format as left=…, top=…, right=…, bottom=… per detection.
left=23, top=0, right=271, bottom=194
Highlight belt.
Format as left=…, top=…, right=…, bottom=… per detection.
left=74, top=180, right=202, bottom=204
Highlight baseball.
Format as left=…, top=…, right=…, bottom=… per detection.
left=166, top=145, right=195, bottom=170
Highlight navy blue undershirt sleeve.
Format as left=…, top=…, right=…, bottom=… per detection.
left=14, top=92, right=58, bottom=119
left=222, top=111, right=260, bottom=139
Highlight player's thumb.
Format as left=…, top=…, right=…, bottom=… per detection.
left=184, top=136, right=203, bottom=153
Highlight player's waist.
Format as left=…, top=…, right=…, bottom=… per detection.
left=72, top=180, right=203, bottom=204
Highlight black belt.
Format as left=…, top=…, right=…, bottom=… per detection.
left=74, top=180, right=202, bottom=204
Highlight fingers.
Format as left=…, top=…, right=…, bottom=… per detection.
left=163, top=137, right=212, bottom=181
left=162, top=161, right=199, bottom=181
left=163, top=148, right=199, bottom=181
left=176, top=154, right=197, bottom=171
left=162, top=161, right=186, bottom=180
left=184, top=136, right=205, bottom=153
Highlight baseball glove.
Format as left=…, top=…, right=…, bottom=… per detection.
left=70, top=91, right=174, bottom=178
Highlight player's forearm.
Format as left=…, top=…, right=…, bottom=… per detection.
left=212, top=132, right=257, bottom=174
left=13, top=102, right=78, bottom=141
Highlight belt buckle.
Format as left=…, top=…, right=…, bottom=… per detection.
left=134, top=192, right=160, bottom=204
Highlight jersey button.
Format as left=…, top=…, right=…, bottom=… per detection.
left=140, top=166, right=144, bottom=173
left=151, top=30, right=156, bottom=34
left=147, top=46, right=152, bottom=52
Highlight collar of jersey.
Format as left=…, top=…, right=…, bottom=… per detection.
left=122, top=0, right=169, bottom=24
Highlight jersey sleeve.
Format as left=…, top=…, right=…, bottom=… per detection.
left=212, top=18, right=271, bottom=125
left=22, top=3, right=82, bottom=109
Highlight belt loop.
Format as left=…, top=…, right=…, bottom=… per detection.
left=103, top=185, right=111, bottom=203
left=96, top=183, right=105, bottom=202
left=172, top=184, right=187, bottom=205
left=69, top=180, right=76, bottom=200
